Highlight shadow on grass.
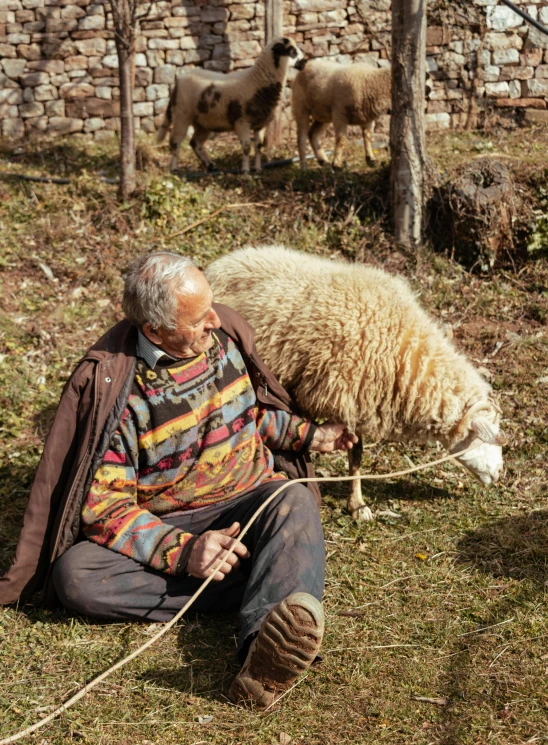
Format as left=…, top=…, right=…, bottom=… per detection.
left=432, top=511, right=548, bottom=743
left=0, top=138, right=120, bottom=178
left=137, top=612, right=240, bottom=700
left=323, top=476, right=454, bottom=510
left=0, top=462, right=34, bottom=567
left=456, top=508, right=548, bottom=585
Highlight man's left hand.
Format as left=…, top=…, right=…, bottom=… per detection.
left=310, top=423, right=358, bottom=453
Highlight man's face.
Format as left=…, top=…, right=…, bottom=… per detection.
left=143, top=268, right=221, bottom=359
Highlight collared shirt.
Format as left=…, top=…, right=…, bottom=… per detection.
left=136, top=329, right=178, bottom=370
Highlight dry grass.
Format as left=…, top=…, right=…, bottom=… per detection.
left=1, top=125, right=548, bottom=745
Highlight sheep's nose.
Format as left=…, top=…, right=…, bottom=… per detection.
left=491, top=464, right=502, bottom=483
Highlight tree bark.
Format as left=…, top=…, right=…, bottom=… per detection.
left=116, top=39, right=136, bottom=201
left=265, top=0, right=284, bottom=149
left=390, top=0, right=427, bottom=249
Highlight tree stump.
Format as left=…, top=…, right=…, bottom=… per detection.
left=431, top=158, right=518, bottom=271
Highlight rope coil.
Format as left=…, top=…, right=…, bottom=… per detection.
left=0, top=444, right=479, bottom=745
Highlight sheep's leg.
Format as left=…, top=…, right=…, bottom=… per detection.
left=253, top=129, right=265, bottom=172
left=309, top=121, right=329, bottom=166
left=190, top=125, right=215, bottom=171
left=347, top=437, right=373, bottom=522
left=296, top=114, right=310, bottom=168
left=332, top=118, right=348, bottom=169
left=363, top=120, right=376, bottom=166
left=168, top=118, right=190, bottom=172
left=235, top=121, right=252, bottom=174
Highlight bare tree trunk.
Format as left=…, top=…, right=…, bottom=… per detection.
left=116, top=39, right=136, bottom=201
left=390, top=0, right=427, bottom=249
left=265, top=0, right=283, bottom=149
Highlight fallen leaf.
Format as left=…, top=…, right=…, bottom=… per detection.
left=412, top=695, right=448, bottom=706
left=197, top=715, right=213, bottom=725
left=338, top=610, right=367, bottom=617
left=37, top=261, right=56, bottom=282
left=415, top=553, right=428, bottom=561
left=279, top=734, right=292, bottom=745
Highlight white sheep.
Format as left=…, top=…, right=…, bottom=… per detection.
left=205, top=246, right=506, bottom=522
left=291, top=59, right=392, bottom=169
left=157, top=37, right=304, bottom=174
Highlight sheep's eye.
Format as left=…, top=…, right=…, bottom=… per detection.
left=289, top=48, right=297, bottom=57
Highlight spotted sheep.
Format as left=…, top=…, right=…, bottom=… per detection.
left=206, top=245, right=506, bottom=523
left=157, top=37, right=304, bottom=174
left=292, top=59, right=432, bottom=169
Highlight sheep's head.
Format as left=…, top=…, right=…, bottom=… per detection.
left=270, top=37, right=305, bottom=69
left=449, top=400, right=507, bottom=485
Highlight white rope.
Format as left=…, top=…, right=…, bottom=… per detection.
left=0, top=444, right=478, bottom=745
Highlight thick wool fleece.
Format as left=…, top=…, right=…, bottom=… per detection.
left=292, top=60, right=392, bottom=127
left=82, top=330, right=314, bottom=575
left=205, top=246, right=492, bottom=448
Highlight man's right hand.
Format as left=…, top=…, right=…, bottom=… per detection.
left=186, top=522, right=250, bottom=581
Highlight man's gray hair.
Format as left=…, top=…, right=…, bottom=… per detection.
left=123, top=252, right=197, bottom=331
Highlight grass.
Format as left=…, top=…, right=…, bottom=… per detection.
left=1, top=125, right=548, bottom=744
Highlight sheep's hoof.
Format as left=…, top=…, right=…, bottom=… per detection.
left=318, top=159, right=329, bottom=167
left=366, top=157, right=376, bottom=167
left=206, top=163, right=217, bottom=173
left=352, top=505, right=374, bottom=523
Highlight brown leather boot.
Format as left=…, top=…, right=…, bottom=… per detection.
left=229, top=592, right=324, bottom=709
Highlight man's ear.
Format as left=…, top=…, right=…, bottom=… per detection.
left=142, top=322, right=163, bottom=346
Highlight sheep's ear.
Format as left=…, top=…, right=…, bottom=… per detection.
left=471, top=417, right=506, bottom=446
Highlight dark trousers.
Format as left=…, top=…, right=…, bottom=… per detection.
left=52, top=481, right=325, bottom=654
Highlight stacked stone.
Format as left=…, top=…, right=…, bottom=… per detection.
left=426, top=0, right=548, bottom=130
left=2, top=0, right=548, bottom=140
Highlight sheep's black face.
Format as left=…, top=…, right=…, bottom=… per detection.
left=271, top=37, right=304, bottom=69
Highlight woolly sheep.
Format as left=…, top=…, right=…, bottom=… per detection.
left=291, top=59, right=391, bottom=169
left=157, top=37, right=304, bottom=174
left=206, top=246, right=506, bottom=522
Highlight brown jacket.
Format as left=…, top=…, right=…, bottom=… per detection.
left=0, top=304, right=319, bottom=607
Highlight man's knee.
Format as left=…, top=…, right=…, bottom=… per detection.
left=264, top=482, right=322, bottom=533
left=52, top=542, right=111, bottom=617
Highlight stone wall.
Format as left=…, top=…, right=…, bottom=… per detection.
left=1, top=0, right=548, bottom=142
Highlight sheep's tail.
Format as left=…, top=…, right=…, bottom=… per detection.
left=157, top=83, right=177, bottom=143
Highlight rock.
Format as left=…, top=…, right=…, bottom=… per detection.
left=64, top=54, right=88, bottom=71
left=84, top=116, right=105, bottom=132
left=102, top=54, right=119, bottom=69
left=426, top=26, right=451, bottom=46
left=133, top=101, right=154, bottom=116
left=45, top=98, right=65, bottom=116
left=75, top=36, right=106, bottom=55
left=59, top=81, right=94, bottom=98
left=0, top=88, right=23, bottom=105
left=485, top=81, right=510, bottom=97
left=153, top=64, right=175, bottom=84
left=294, top=0, right=339, bottom=10
left=486, top=5, right=522, bottom=31
left=535, top=65, right=548, bottom=79
left=27, top=58, right=64, bottom=72
left=524, top=108, right=548, bottom=122
left=148, top=38, right=179, bottom=50
left=61, top=5, right=86, bottom=19
left=2, top=58, right=27, bottom=77
left=34, top=83, right=57, bottom=100
left=523, top=77, right=548, bottom=96
left=2, top=117, right=25, bottom=137
left=49, top=116, right=84, bottom=134
left=20, top=70, right=49, bottom=86
left=19, top=100, right=45, bottom=117
left=95, top=85, right=112, bottom=99
left=492, top=48, right=519, bottom=66
left=527, top=24, right=548, bottom=51
left=499, top=65, right=534, bottom=81
left=496, top=96, right=546, bottom=108
left=425, top=112, right=450, bottom=130
left=483, top=65, right=501, bottom=82
left=228, top=4, right=255, bottom=20
left=78, top=15, right=105, bottom=31
left=146, top=83, right=169, bottom=101
left=201, top=7, right=228, bottom=23
left=0, top=104, right=18, bottom=118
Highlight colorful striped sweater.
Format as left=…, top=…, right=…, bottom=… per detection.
left=82, top=330, right=315, bottom=575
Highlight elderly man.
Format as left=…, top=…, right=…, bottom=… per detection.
left=1, top=252, right=355, bottom=709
